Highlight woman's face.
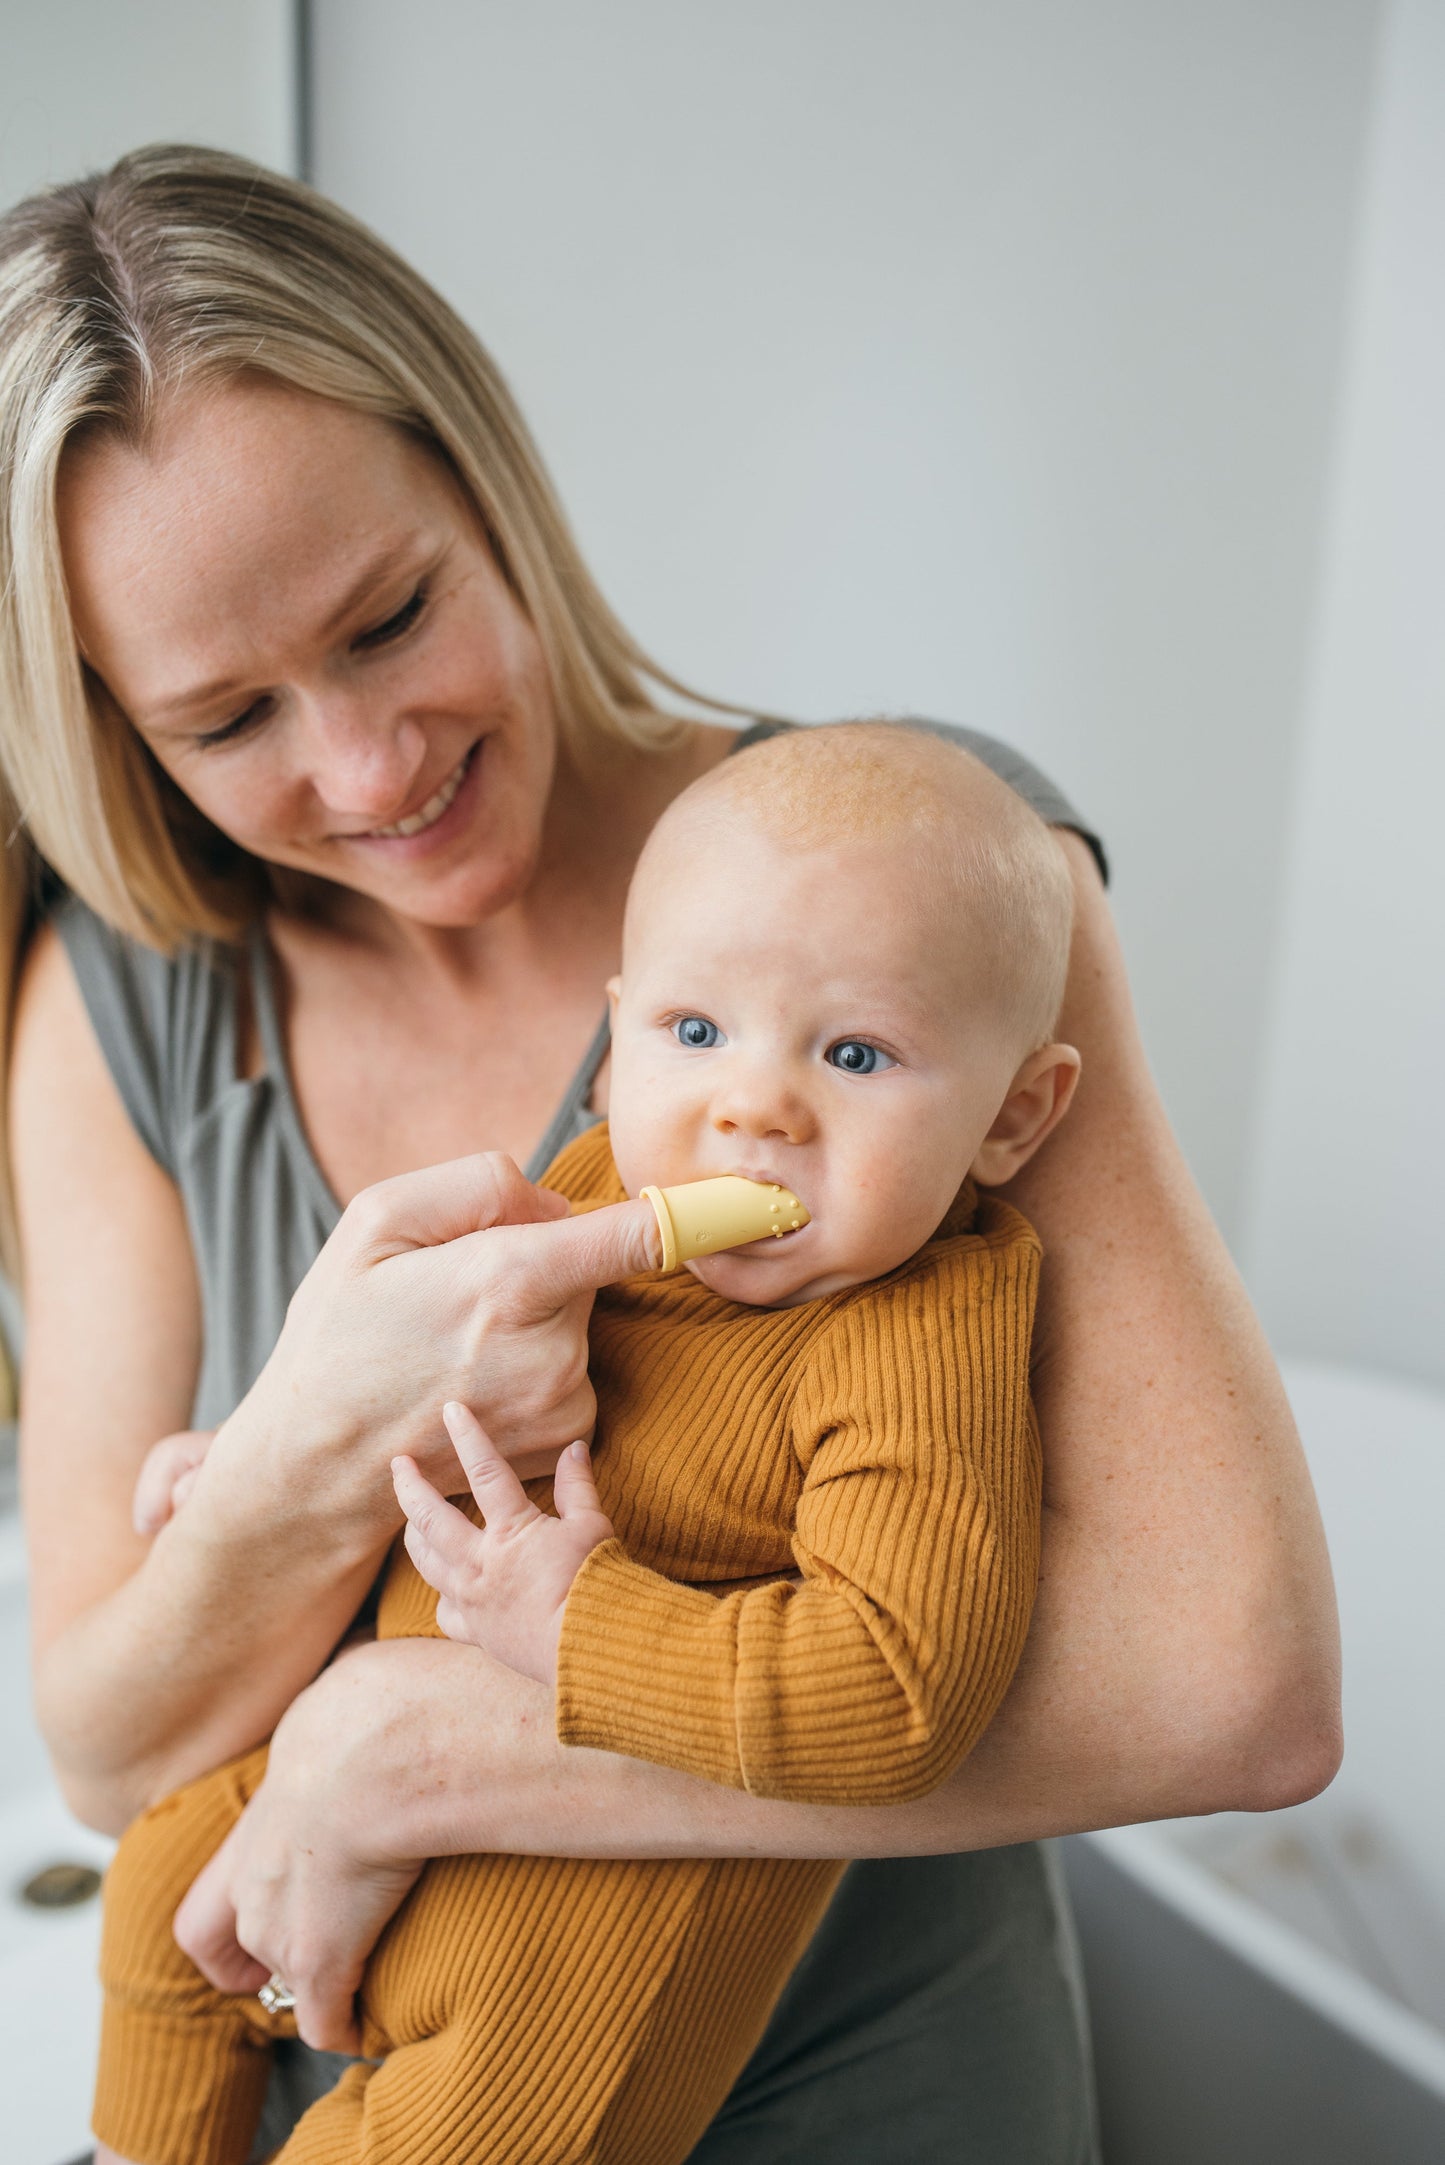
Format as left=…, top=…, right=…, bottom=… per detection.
left=57, top=376, right=560, bottom=928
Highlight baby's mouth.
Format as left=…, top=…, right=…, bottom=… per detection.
left=733, top=1212, right=811, bottom=1255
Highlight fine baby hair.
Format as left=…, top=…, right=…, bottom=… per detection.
left=628, top=719, right=1077, bottom=1057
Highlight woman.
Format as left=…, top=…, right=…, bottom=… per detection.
left=1, top=147, right=1339, bottom=2162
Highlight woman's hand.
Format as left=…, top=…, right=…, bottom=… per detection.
left=168, top=1633, right=829, bottom=2052
left=175, top=1815, right=419, bottom=2056
left=174, top=1649, right=429, bottom=2053
left=204, top=1153, right=663, bottom=1531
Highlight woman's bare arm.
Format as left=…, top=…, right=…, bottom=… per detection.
left=956, top=831, right=1342, bottom=1827
left=14, top=927, right=386, bottom=1830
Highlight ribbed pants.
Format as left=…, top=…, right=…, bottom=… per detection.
left=94, top=1744, right=841, bottom=2165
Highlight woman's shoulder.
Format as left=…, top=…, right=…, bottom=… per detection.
left=45, top=892, right=245, bottom=1175
left=50, top=886, right=194, bottom=1002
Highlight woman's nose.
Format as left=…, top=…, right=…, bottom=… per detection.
left=299, top=691, right=428, bottom=822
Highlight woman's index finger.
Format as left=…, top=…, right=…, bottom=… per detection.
left=478, top=1197, right=663, bottom=1311
left=344, top=1151, right=570, bottom=1257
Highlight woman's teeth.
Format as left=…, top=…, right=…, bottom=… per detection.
left=370, top=748, right=471, bottom=838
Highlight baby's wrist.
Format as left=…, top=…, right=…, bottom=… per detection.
left=532, top=1600, right=567, bottom=1692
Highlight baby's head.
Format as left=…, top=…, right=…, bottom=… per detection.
left=607, top=723, right=1080, bottom=1306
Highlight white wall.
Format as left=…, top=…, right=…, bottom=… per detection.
left=1241, top=0, right=1445, bottom=1391
left=312, top=0, right=1380, bottom=1242
left=0, top=0, right=296, bottom=210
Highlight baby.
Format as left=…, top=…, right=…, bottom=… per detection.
left=94, top=722, right=1079, bottom=2165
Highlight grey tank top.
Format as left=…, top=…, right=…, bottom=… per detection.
left=55, top=720, right=1103, bottom=2165
left=54, top=719, right=1101, bottom=1436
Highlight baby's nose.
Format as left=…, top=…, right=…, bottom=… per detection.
left=710, top=1072, right=815, bottom=1143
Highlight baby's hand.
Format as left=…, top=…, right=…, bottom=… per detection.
left=132, top=1429, right=216, bottom=1536
left=391, top=1402, right=614, bottom=1688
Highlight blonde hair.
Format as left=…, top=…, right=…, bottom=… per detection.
left=0, top=143, right=754, bottom=1258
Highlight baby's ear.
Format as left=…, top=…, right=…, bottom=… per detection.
left=605, top=975, right=622, bottom=1024
left=971, top=1044, right=1082, bottom=1187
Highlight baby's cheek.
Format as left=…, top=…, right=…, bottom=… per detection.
left=608, top=1112, right=702, bottom=1210
left=840, top=1178, right=952, bottom=1278
left=598, top=1097, right=647, bottom=1198
left=599, top=1059, right=671, bottom=1196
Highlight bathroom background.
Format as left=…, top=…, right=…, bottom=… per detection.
left=1, top=3, right=1441, bottom=2159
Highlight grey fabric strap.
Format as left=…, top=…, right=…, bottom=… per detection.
left=526, top=1008, right=612, bottom=1181
left=50, top=897, right=186, bottom=1174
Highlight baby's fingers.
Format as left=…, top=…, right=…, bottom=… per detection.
left=170, top=1466, right=201, bottom=1514
left=391, top=1456, right=483, bottom=1591
left=552, top=1438, right=607, bottom=1528
left=442, top=1401, right=541, bottom=1534
left=132, top=1428, right=215, bottom=1536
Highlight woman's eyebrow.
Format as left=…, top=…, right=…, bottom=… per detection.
left=145, top=536, right=433, bottom=721
left=313, top=535, right=433, bottom=638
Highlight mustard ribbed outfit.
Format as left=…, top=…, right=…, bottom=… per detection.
left=94, top=1124, right=1044, bottom=2165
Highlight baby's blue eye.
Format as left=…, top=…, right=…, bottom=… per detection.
left=826, top=1039, right=893, bottom=1074
left=673, top=1016, right=722, bottom=1049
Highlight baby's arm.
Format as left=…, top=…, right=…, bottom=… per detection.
left=555, top=1213, right=1042, bottom=1805
left=395, top=1206, right=1042, bottom=1808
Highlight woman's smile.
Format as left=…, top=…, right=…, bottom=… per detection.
left=347, top=738, right=483, bottom=851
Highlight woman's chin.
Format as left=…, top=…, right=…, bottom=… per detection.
left=331, top=861, right=533, bottom=932
left=324, top=825, right=540, bottom=930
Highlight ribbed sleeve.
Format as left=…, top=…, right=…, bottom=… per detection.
left=556, top=1210, right=1043, bottom=1804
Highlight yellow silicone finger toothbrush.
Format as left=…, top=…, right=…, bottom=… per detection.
left=641, top=1176, right=810, bottom=1274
